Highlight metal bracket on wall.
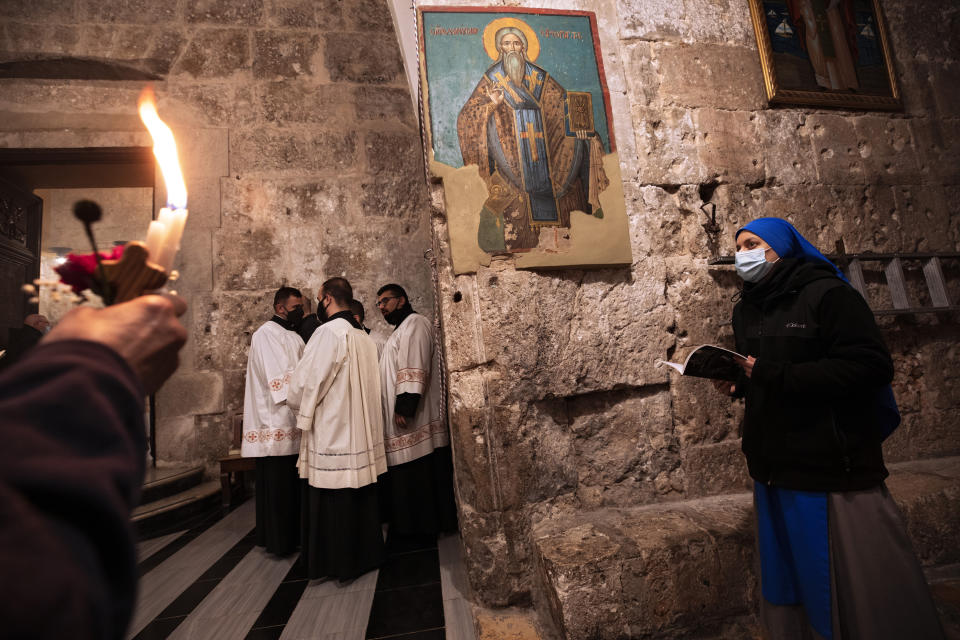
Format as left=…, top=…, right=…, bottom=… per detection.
left=709, top=239, right=960, bottom=316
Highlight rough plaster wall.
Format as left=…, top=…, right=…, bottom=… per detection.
left=0, top=0, right=434, bottom=468
left=427, top=0, right=960, bottom=608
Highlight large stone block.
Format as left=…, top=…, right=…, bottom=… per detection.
left=682, top=440, right=751, bottom=497
left=887, top=458, right=960, bottom=566
left=221, top=175, right=359, bottom=226
left=806, top=114, right=866, bottom=185
left=364, top=130, right=423, bottom=176
left=621, top=42, right=660, bottom=109
left=695, top=108, right=765, bottom=185
left=448, top=384, right=499, bottom=512
left=324, top=32, right=403, bottom=84
left=186, top=0, right=264, bottom=25
left=654, top=43, right=766, bottom=111
left=892, top=186, right=953, bottom=251
left=631, top=106, right=706, bottom=185
left=156, top=416, right=200, bottom=466
left=437, top=270, right=489, bottom=373
left=354, top=86, right=416, bottom=125
left=758, top=110, right=818, bottom=187
left=253, top=30, right=322, bottom=79
left=80, top=0, right=176, bottom=24
left=569, top=388, right=680, bottom=508
left=167, top=84, right=257, bottom=128
left=352, top=0, right=395, bottom=32
left=173, top=28, right=251, bottom=78
left=488, top=402, right=577, bottom=512
left=853, top=115, right=922, bottom=186
left=617, top=0, right=754, bottom=47
left=259, top=81, right=353, bottom=124
left=532, top=495, right=757, bottom=640
left=193, top=291, right=275, bottom=371
left=469, top=262, right=673, bottom=404
left=912, top=118, right=960, bottom=185
left=214, top=226, right=281, bottom=290
left=0, top=0, right=74, bottom=20
left=229, top=128, right=358, bottom=174
left=194, top=413, right=234, bottom=464
left=756, top=184, right=902, bottom=253
left=176, top=228, right=214, bottom=293
left=360, top=173, right=429, bottom=224
left=460, top=507, right=532, bottom=606
left=157, top=370, right=225, bottom=418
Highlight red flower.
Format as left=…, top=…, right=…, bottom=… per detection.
left=55, top=245, right=124, bottom=294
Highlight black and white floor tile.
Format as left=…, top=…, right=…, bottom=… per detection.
left=131, top=499, right=477, bottom=640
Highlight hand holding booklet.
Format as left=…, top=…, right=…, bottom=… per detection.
left=656, top=345, right=746, bottom=382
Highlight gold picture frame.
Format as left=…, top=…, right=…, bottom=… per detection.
left=748, top=0, right=901, bottom=110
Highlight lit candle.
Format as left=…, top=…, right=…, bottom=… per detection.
left=139, top=87, right=188, bottom=276
left=145, top=220, right=166, bottom=262
left=153, top=207, right=187, bottom=271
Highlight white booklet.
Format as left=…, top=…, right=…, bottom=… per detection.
left=656, top=345, right=746, bottom=381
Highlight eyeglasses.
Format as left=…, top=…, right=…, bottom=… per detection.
left=376, top=296, right=400, bottom=308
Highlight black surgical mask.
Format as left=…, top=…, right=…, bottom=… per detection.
left=285, top=307, right=304, bottom=328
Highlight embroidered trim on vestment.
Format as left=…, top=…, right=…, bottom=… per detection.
left=396, top=368, right=428, bottom=385
left=383, top=419, right=447, bottom=453
left=269, top=371, right=292, bottom=391
left=244, top=428, right=300, bottom=443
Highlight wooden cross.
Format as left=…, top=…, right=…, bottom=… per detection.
left=519, top=122, right=544, bottom=162
left=492, top=72, right=521, bottom=103
left=101, top=241, right=168, bottom=303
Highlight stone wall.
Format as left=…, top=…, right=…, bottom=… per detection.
left=0, top=0, right=434, bottom=468
left=426, top=0, right=960, bottom=610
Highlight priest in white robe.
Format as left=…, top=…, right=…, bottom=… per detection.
left=376, top=284, right=458, bottom=536
left=242, top=286, right=306, bottom=556
left=288, top=277, right=387, bottom=581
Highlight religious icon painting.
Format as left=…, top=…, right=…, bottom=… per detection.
left=417, top=7, right=632, bottom=274
left=748, top=0, right=902, bottom=110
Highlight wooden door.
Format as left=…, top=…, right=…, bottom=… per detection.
left=0, top=175, right=42, bottom=350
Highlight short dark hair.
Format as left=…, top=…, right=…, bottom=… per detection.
left=321, top=277, right=353, bottom=305
left=348, top=299, right=365, bottom=322
left=377, top=283, right=408, bottom=302
left=274, top=286, right=302, bottom=308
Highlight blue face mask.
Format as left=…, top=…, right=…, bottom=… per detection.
left=735, top=247, right=776, bottom=283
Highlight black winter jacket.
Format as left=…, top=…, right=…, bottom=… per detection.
left=732, top=258, right=894, bottom=491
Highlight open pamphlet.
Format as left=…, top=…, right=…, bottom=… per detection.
left=656, top=345, right=746, bottom=381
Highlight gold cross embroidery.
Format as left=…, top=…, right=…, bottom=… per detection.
left=525, top=71, right=541, bottom=92
left=492, top=72, right=522, bottom=103
left=519, top=122, right=544, bottom=162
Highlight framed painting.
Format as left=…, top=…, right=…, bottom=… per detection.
left=748, top=0, right=901, bottom=110
left=418, top=7, right=632, bottom=274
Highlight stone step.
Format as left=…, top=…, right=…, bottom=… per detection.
left=139, top=464, right=205, bottom=506
left=133, top=479, right=222, bottom=539
left=531, top=456, right=960, bottom=640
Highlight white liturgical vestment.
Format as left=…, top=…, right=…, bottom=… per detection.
left=380, top=313, right=449, bottom=466
left=288, top=317, right=387, bottom=490
left=241, top=320, right=305, bottom=458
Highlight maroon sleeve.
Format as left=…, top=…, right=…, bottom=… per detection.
left=0, top=340, right=146, bottom=640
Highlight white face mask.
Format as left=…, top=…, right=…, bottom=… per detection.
left=735, top=247, right=776, bottom=283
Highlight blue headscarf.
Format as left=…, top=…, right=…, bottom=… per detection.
left=737, top=217, right=847, bottom=282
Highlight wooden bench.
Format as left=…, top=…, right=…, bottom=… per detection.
left=218, top=414, right=255, bottom=507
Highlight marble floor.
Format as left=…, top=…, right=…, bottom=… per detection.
left=131, top=499, right=476, bottom=640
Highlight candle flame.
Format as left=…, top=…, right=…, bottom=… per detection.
left=138, top=87, right=187, bottom=210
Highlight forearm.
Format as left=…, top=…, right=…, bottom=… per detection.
left=0, top=340, right=145, bottom=639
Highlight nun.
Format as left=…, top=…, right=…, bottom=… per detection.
left=721, top=217, right=944, bottom=639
